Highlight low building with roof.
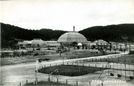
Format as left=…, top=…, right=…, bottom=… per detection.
left=18, top=40, right=32, bottom=49
left=31, top=39, right=44, bottom=48
left=44, top=41, right=60, bottom=50
left=93, top=39, right=109, bottom=50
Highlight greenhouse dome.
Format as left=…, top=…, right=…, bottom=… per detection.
left=57, top=31, right=87, bottom=43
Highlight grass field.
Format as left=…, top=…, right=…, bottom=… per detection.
left=83, top=54, right=134, bottom=65
left=0, top=50, right=104, bottom=66
left=24, top=81, right=73, bottom=86
left=38, top=65, right=106, bottom=76
left=107, top=54, right=134, bottom=65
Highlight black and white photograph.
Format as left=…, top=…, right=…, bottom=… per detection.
left=0, top=0, right=134, bottom=86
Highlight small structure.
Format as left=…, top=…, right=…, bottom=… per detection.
left=88, top=42, right=96, bottom=49
left=109, top=42, right=118, bottom=50
left=94, top=39, right=108, bottom=50
left=18, top=39, right=45, bottom=49
left=1, top=50, right=14, bottom=57
left=31, top=39, right=44, bottom=48
left=18, top=40, right=32, bottom=49
left=94, top=39, right=108, bottom=45
left=129, top=43, right=134, bottom=54
left=117, top=43, right=127, bottom=51
left=45, top=41, right=60, bottom=50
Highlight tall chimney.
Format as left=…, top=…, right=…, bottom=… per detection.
left=73, top=26, right=75, bottom=32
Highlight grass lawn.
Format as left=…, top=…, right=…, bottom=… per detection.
left=0, top=55, right=36, bottom=66
left=64, top=50, right=102, bottom=59
left=82, top=54, right=134, bottom=65
left=0, top=50, right=104, bottom=66
left=38, top=65, right=106, bottom=76
left=24, top=81, right=73, bottom=86
left=0, top=49, right=118, bottom=66
left=107, top=54, right=134, bottom=65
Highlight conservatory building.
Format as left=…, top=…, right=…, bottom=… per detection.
left=57, top=26, right=87, bottom=49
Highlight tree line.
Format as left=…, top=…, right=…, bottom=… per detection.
left=79, top=24, right=134, bottom=42
left=1, top=23, right=66, bottom=48
left=1, top=22, right=134, bottom=48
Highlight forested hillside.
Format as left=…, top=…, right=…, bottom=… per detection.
left=1, top=22, right=134, bottom=48
left=1, top=23, right=66, bottom=48
left=79, top=24, right=134, bottom=42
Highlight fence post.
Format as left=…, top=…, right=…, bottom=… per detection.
left=88, top=64, right=90, bottom=67
left=133, top=70, right=134, bottom=77
left=100, top=58, right=102, bottom=62
left=83, top=63, right=84, bottom=66
left=95, top=63, right=97, bottom=68
left=76, top=81, right=78, bottom=86
left=19, top=82, right=21, bottom=86
left=66, top=79, right=68, bottom=85
left=48, top=75, right=50, bottom=82
left=35, top=80, right=37, bottom=85
left=57, top=78, right=58, bottom=83
left=26, top=80, right=28, bottom=84
left=89, top=81, right=91, bottom=86
left=35, top=77, right=38, bottom=85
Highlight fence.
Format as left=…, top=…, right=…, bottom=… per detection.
left=18, top=76, right=132, bottom=86
left=40, top=60, right=134, bottom=72
left=91, top=79, right=128, bottom=86
left=19, top=52, right=133, bottom=86
left=38, top=59, right=134, bottom=81
left=18, top=74, right=91, bottom=86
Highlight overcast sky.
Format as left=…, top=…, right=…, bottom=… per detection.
left=0, top=0, right=134, bottom=31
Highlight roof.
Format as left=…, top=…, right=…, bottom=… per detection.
left=57, top=31, right=87, bottom=43
left=32, top=39, right=44, bottom=44
left=45, top=41, right=60, bottom=46
left=18, top=41, right=32, bottom=45
left=94, top=39, right=108, bottom=45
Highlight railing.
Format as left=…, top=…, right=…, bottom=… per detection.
left=19, top=52, right=133, bottom=86
left=18, top=75, right=91, bottom=86
left=91, top=79, right=128, bottom=86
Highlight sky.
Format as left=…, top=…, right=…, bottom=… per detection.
left=0, top=0, right=134, bottom=31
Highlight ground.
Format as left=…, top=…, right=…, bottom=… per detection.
left=0, top=49, right=106, bottom=66
left=1, top=51, right=134, bottom=86
left=82, top=54, right=134, bottom=65
left=106, top=54, right=134, bottom=65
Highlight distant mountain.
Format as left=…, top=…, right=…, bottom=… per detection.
left=1, top=23, right=66, bottom=48
left=79, top=24, right=134, bottom=42
left=1, top=22, right=134, bottom=48
left=37, top=29, right=66, bottom=40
